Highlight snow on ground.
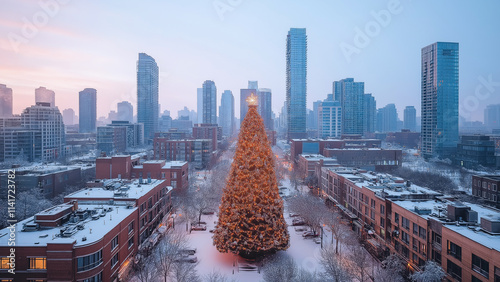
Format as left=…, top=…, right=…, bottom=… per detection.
left=181, top=207, right=325, bottom=281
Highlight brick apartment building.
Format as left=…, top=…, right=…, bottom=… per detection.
left=290, top=137, right=381, bottom=161
left=0, top=163, right=95, bottom=199
left=321, top=167, right=500, bottom=281
left=153, top=138, right=212, bottom=169
left=323, top=148, right=402, bottom=171
left=472, top=175, right=500, bottom=208
left=0, top=179, right=172, bottom=281
left=296, top=154, right=338, bottom=179
left=192, top=124, right=221, bottom=152
left=96, top=155, right=189, bottom=190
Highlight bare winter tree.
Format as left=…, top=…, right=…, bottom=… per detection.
left=154, top=229, right=197, bottom=282
left=346, top=245, right=372, bottom=282
left=171, top=260, right=200, bottom=282
left=325, top=212, right=349, bottom=255
left=320, top=246, right=352, bottom=282
left=204, top=270, right=236, bottom=282
left=374, top=254, right=405, bottom=282
left=16, top=188, right=52, bottom=220
left=133, top=255, right=157, bottom=282
left=263, top=253, right=298, bottom=282
left=409, top=261, right=445, bottom=282
left=287, top=193, right=329, bottom=236
left=263, top=252, right=322, bottom=282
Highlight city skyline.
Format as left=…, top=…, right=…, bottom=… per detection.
left=1, top=1, right=499, bottom=121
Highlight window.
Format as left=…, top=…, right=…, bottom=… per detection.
left=128, top=221, right=134, bottom=233
left=380, top=217, right=385, bottom=228
left=493, top=184, right=497, bottom=191
left=128, top=237, right=134, bottom=249
left=402, top=217, right=410, bottom=230
left=395, top=212, right=399, bottom=224
left=79, top=272, right=102, bottom=282
left=380, top=204, right=385, bottom=215
left=472, top=253, right=489, bottom=278
left=401, top=231, right=409, bottom=245
left=432, top=249, right=442, bottom=264
left=172, top=172, right=177, bottom=178
left=419, top=226, right=427, bottom=240
left=28, top=257, right=46, bottom=270
left=0, top=258, right=13, bottom=269
left=447, top=259, right=462, bottom=281
left=412, top=237, right=418, bottom=251
left=171, top=181, right=177, bottom=188
left=111, top=253, right=119, bottom=268
left=111, top=236, right=118, bottom=251
left=413, top=223, right=418, bottom=235
left=370, top=210, right=375, bottom=220
left=432, top=232, right=441, bottom=246
left=77, top=250, right=103, bottom=272
left=447, top=240, right=462, bottom=261
left=370, top=199, right=375, bottom=208
left=412, top=253, right=418, bottom=263
left=472, top=275, right=482, bottom=282
left=494, top=266, right=500, bottom=282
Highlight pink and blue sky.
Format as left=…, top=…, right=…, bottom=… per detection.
left=1, top=0, right=499, bottom=121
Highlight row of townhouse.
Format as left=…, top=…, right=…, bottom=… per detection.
left=321, top=167, right=500, bottom=282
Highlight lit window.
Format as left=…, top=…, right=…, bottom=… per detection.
left=29, top=257, right=46, bottom=270
left=0, top=257, right=13, bottom=269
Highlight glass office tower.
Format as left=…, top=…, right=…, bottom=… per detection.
left=137, top=53, right=159, bottom=141
left=286, top=28, right=307, bottom=139
left=421, top=42, right=459, bottom=159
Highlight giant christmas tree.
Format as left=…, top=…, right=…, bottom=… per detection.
left=213, top=94, right=289, bottom=258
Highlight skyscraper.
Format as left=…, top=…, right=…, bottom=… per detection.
left=318, top=94, right=342, bottom=138
left=117, top=101, right=133, bottom=123
left=248, top=81, right=258, bottom=90
left=258, top=88, right=273, bottom=130
left=0, top=84, right=13, bottom=117
left=364, top=93, right=376, bottom=134
left=197, top=88, right=203, bottom=124
left=35, top=86, right=55, bottom=107
left=21, top=102, right=65, bottom=161
left=376, top=104, right=398, bottom=133
left=286, top=28, right=307, bottom=139
left=62, top=108, right=75, bottom=126
left=404, top=106, right=417, bottom=132
left=484, top=104, right=500, bottom=130
left=137, top=53, right=159, bottom=140
left=334, top=78, right=364, bottom=135
left=219, top=90, right=235, bottom=137
left=79, top=88, right=97, bottom=133
left=240, top=89, right=255, bottom=123
left=421, top=42, right=459, bottom=159
left=202, top=80, right=217, bottom=124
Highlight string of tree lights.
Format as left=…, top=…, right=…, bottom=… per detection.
left=213, top=94, right=289, bottom=258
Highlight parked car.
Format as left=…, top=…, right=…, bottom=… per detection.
left=302, top=231, right=319, bottom=238
left=292, top=218, right=306, bottom=226
left=175, top=255, right=198, bottom=263
left=191, top=224, right=207, bottom=231
left=191, top=221, right=207, bottom=226
left=202, top=210, right=215, bottom=215
left=179, top=248, right=197, bottom=255
left=289, top=212, right=300, bottom=217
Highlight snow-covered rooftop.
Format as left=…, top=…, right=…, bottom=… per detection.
left=393, top=199, right=500, bottom=252
left=66, top=179, right=171, bottom=201
left=327, top=167, right=441, bottom=199
left=162, top=161, right=187, bottom=169
left=0, top=162, right=92, bottom=176
left=0, top=204, right=136, bottom=247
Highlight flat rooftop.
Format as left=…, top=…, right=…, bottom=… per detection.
left=393, top=199, right=500, bottom=252
left=0, top=203, right=136, bottom=247
left=66, top=179, right=171, bottom=201
left=0, top=162, right=92, bottom=176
